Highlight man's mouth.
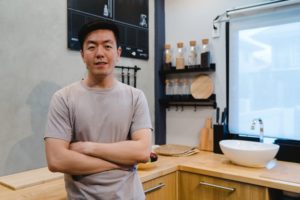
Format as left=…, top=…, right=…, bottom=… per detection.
left=94, top=61, right=107, bottom=66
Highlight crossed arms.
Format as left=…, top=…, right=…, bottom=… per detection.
left=45, top=128, right=152, bottom=175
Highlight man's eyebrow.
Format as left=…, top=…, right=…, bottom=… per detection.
left=103, top=39, right=114, bottom=44
left=86, top=40, right=97, bottom=45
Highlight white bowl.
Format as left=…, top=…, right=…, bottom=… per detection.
left=219, top=140, right=279, bottom=168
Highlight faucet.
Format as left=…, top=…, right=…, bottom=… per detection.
left=251, top=118, right=264, bottom=143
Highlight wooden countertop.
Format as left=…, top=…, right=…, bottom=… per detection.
left=0, top=151, right=299, bottom=199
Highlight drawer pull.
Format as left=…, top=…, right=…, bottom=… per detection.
left=144, top=183, right=166, bottom=194
left=199, top=181, right=235, bottom=192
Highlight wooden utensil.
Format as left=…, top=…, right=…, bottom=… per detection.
left=199, top=118, right=214, bottom=151
left=191, top=75, right=213, bottom=99
left=154, top=144, right=195, bottom=156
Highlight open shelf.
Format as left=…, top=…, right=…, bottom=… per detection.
left=159, top=94, right=217, bottom=109
left=161, top=63, right=215, bottom=75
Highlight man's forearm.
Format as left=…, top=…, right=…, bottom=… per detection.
left=51, top=149, right=120, bottom=175
left=89, top=140, right=149, bottom=165
left=45, top=138, right=122, bottom=175
left=70, top=129, right=152, bottom=165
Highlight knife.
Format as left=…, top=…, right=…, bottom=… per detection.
left=216, top=107, right=220, bottom=124
left=221, top=107, right=227, bottom=125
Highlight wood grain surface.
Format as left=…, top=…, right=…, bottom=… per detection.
left=191, top=75, right=213, bottom=99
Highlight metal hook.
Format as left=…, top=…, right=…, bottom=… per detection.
left=127, top=68, right=130, bottom=85
left=167, top=106, right=170, bottom=111
left=121, top=68, right=124, bottom=83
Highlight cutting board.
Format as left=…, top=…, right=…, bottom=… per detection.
left=191, top=75, right=213, bottom=99
left=0, top=167, right=63, bottom=190
left=154, top=144, right=197, bottom=156
left=198, top=118, right=214, bottom=151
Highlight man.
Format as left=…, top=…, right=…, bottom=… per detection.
left=44, top=20, right=152, bottom=200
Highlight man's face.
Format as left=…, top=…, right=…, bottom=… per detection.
left=81, top=29, right=121, bottom=79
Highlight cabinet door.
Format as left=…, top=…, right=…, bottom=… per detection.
left=179, top=171, right=268, bottom=200
left=143, top=172, right=177, bottom=200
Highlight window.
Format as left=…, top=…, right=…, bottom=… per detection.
left=227, top=2, right=300, bottom=141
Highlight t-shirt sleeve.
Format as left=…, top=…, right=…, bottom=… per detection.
left=130, top=91, right=153, bottom=134
left=44, top=92, right=73, bottom=142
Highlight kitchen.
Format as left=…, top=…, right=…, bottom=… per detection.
left=0, top=0, right=300, bottom=199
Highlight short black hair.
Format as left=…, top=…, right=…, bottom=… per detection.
left=78, top=20, right=120, bottom=50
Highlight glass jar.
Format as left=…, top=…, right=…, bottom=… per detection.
left=201, top=39, right=211, bottom=68
left=182, top=78, right=191, bottom=96
left=176, top=42, right=185, bottom=70
left=188, top=40, right=197, bottom=68
left=165, top=79, right=172, bottom=95
left=172, top=79, right=179, bottom=95
left=163, top=44, right=172, bottom=71
left=177, top=79, right=184, bottom=96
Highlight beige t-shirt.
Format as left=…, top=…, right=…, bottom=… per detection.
left=45, top=80, right=152, bottom=200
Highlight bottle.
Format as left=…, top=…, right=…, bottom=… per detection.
left=176, top=42, right=185, bottom=70
left=188, top=40, right=197, bottom=68
left=177, top=79, right=184, bottom=96
left=172, top=79, right=179, bottom=96
left=201, top=39, right=211, bottom=68
left=103, top=4, right=109, bottom=17
left=165, top=79, right=172, bottom=95
left=163, top=44, right=172, bottom=71
left=182, top=78, right=190, bottom=97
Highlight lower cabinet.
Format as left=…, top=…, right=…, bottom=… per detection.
left=179, top=171, right=269, bottom=200
left=143, top=172, right=177, bottom=200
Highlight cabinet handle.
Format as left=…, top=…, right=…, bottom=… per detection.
left=144, top=183, right=166, bottom=194
left=199, top=181, right=235, bottom=192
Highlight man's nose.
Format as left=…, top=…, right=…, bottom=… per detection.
left=96, top=46, right=104, bottom=58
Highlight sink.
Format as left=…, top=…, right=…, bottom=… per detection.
left=219, top=140, right=279, bottom=168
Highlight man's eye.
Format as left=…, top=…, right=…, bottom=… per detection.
left=105, top=45, right=112, bottom=49
left=87, top=46, right=95, bottom=50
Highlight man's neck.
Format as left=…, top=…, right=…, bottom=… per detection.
left=83, top=75, right=116, bottom=89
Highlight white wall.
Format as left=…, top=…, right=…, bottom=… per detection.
left=165, top=0, right=264, bottom=146
left=0, top=0, right=154, bottom=176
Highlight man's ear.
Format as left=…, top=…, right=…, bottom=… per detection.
left=117, top=47, right=122, bottom=57
left=116, top=47, right=122, bottom=62
left=80, top=50, right=85, bottom=63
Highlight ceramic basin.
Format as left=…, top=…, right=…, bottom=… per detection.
left=219, top=140, right=279, bottom=168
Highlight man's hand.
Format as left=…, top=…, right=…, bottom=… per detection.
left=70, top=141, right=93, bottom=155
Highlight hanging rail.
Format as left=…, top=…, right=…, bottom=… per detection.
left=115, top=65, right=141, bottom=88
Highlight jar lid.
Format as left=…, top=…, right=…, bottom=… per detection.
left=202, top=39, right=209, bottom=44
left=177, top=42, right=184, bottom=48
left=164, top=44, right=171, bottom=49
left=189, top=41, right=196, bottom=46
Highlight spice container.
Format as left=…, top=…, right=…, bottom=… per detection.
left=201, top=39, right=210, bottom=68
left=188, top=40, right=197, bottom=68
left=172, top=79, right=179, bottom=95
left=177, top=79, right=184, bottom=96
left=182, top=78, right=191, bottom=96
left=165, top=79, right=173, bottom=95
left=176, top=42, right=185, bottom=70
left=163, top=44, right=172, bottom=70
